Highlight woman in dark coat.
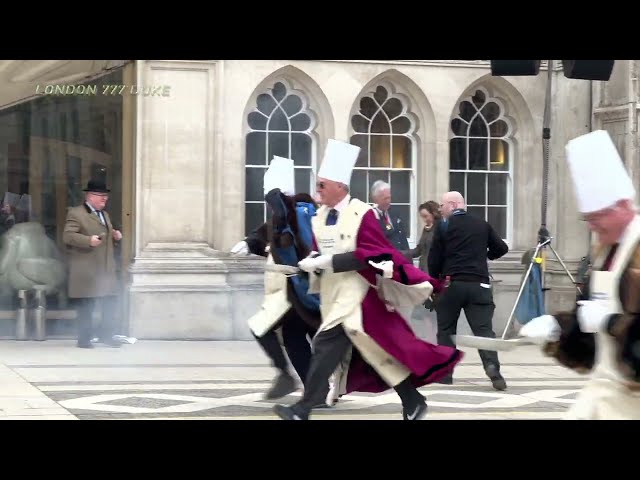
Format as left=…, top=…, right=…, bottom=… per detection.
left=402, top=201, right=441, bottom=275
left=400, top=201, right=442, bottom=340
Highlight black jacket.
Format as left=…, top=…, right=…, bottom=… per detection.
left=427, top=211, right=508, bottom=283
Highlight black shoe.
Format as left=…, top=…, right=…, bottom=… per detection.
left=310, top=385, right=333, bottom=409
left=77, top=342, right=94, bottom=349
left=486, top=365, right=507, bottom=391
left=273, top=404, right=309, bottom=420
left=264, top=373, right=297, bottom=400
left=402, top=398, right=428, bottom=421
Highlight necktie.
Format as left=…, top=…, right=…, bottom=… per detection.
left=602, top=243, right=619, bottom=271
left=385, top=212, right=393, bottom=230
left=326, top=209, right=338, bottom=226
left=96, top=210, right=105, bottom=226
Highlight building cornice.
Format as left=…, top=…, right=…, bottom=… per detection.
left=593, top=103, right=640, bottom=120
left=317, top=60, right=560, bottom=71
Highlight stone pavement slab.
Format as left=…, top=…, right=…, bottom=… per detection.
left=0, top=340, right=587, bottom=420
left=0, top=364, right=78, bottom=420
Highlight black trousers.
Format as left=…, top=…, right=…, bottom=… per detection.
left=75, top=296, right=120, bottom=345
left=435, top=281, right=500, bottom=373
left=255, top=308, right=317, bottom=384
left=296, top=324, right=352, bottom=410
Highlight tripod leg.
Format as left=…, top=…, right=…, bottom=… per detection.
left=548, top=245, right=582, bottom=295
left=500, top=244, right=543, bottom=340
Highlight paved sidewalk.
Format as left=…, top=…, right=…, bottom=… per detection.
left=0, top=338, right=584, bottom=420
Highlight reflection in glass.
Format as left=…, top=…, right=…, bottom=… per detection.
left=489, top=139, right=509, bottom=171
left=392, top=136, right=412, bottom=169
left=488, top=173, right=508, bottom=205
left=390, top=171, right=410, bottom=203
left=370, top=136, right=391, bottom=168
left=245, top=167, right=266, bottom=202
left=467, top=173, right=486, bottom=205
left=0, top=67, right=124, bottom=337
left=488, top=207, right=507, bottom=239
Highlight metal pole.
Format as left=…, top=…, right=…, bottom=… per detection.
left=548, top=244, right=583, bottom=295
left=15, top=290, right=28, bottom=340
left=32, top=288, right=47, bottom=341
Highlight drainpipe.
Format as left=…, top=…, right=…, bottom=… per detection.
left=589, top=80, right=593, bottom=132
left=630, top=61, right=639, bottom=194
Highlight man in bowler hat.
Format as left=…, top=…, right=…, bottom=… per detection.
left=63, top=179, right=123, bottom=348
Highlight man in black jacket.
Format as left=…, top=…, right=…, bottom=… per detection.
left=428, top=191, right=509, bottom=390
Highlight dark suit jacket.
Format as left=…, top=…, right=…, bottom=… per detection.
left=376, top=208, right=409, bottom=252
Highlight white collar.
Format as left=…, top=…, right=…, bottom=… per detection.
left=331, top=195, right=351, bottom=213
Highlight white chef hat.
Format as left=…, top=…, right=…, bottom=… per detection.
left=565, top=130, right=636, bottom=213
left=317, top=139, right=361, bottom=186
left=263, top=156, right=295, bottom=196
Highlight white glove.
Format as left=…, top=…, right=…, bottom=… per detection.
left=298, top=252, right=333, bottom=273
left=368, top=260, right=394, bottom=279
left=519, top=314, right=561, bottom=342
left=264, top=245, right=270, bottom=254
left=577, top=300, right=613, bottom=333
left=230, top=241, right=249, bottom=255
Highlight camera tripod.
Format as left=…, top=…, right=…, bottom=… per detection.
left=454, top=61, right=584, bottom=350
left=500, top=60, right=583, bottom=340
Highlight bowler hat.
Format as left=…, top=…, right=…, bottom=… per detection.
left=83, top=179, right=111, bottom=193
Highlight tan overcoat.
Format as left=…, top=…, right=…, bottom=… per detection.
left=62, top=204, right=119, bottom=298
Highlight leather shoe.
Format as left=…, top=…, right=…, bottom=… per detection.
left=264, top=373, right=296, bottom=400
left=273, top=404, right=309, bottom=420
left=486, top=364, right=507, bottom=391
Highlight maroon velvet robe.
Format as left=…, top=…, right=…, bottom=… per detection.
left=313, top=208, right=464, bottom=393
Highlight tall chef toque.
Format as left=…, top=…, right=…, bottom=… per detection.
left=263, top=156, right=295, bottom=197
left=317, top=139, right=361, bottom=186
left=565, top=130, right=636, bottom=213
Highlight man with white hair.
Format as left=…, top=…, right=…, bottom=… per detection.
left=520, top=130, right=640, bottom=419
left=370, top=180, right=409, bottom=252
left=272, top=139, right=463, bottom=421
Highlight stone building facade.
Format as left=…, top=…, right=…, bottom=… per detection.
left=0, top=60, right=635, bottom=339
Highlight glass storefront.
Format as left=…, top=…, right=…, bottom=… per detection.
left=0, top=68, right=125, bottom=338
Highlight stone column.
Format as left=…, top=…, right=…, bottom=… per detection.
left=128, top=60, right=264, bottom=340
left=593, top=61, right=639, bottom=197
left=539, top=64, right=592, bottom=311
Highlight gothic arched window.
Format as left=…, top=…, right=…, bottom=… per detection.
left=349, top=84, right=417, bottom=239
left=449, top=88, right=514, bottom=241
left=244, top=81, right=316, bottom=235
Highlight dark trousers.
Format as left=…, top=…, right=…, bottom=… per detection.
left=75, top=296, right=120, bottom=345
left=435, top=281, right=500, bottom=374
left=254, top=308, right=317, bottom=384
left=293, top=324, right=422, bottom=414
left=296, top=324, right=352, bottom=411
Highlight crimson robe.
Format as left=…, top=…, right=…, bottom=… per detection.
left=313, top=209, right=464, bottom=393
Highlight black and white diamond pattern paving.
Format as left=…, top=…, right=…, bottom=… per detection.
left=29, top=368, right=584, bottom=420
left=1, top=337, right=587, bottom=420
